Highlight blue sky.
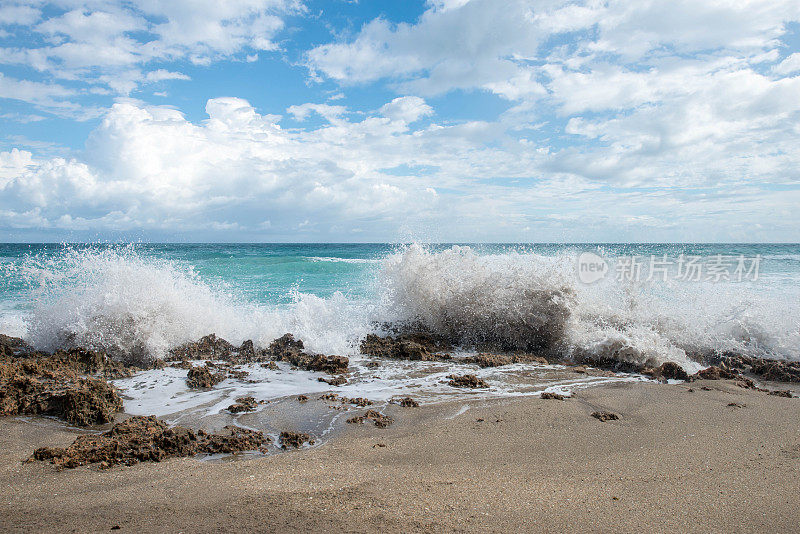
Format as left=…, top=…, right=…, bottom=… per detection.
left=1, top=0, right=800, bottom=242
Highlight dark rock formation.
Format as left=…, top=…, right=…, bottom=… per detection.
left=318, top=376, right=347, bottom=386
left=226, top=396, right=259, bottom=413
left=279, top=431, right=314, bottom=449
left=342, top=397, right=372, bottom=407
left=168, top=334, right=270, bottom=364
left=0, top=348, right=124, bottom=426
left=540, top=392, right=566, bottom=400
left=723, top=355, right=800, bottom=383
left=29, top=415, right=270, bottom=469
left=169, top=334, right=236, bottom=360
left=359, top=333, right=450, bottom=361
left=447, top=374, right=489, bottom=388
left=691, top=366, right=738, bottom=380
left=186, top=364, right=224, bottom=389
left=470, top=353, right=512, bottom=367
left=642, top=362, right=690, bottom=381
left=0, top=334, right=33, bottom=357
left=267, top=334, right=349, bottom=375
left=397, top=396, right=419, bottom=407
left=591, top=411, right=619, bottom=422
left=572, top=349, right=649, bottom=374
left=346, top=409, right=393, bottom=428
left=267, top=333, right=305, bottom=356
left=198, top=426, right=270, bottom=454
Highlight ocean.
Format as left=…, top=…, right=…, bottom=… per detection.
left=1, top=242, right=798, bottom=432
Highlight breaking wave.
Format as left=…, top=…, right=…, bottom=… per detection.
left=379, top=244, right=800, bottom=369
left=11, top=243, right=800, bottom=370
left=18, top=246, right=370, bottom=362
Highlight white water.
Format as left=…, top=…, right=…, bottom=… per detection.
left=378, top=244, right=799, bottom=368
left=114, top=356, right=638, bottom=422
left=7, top=243, right=800, bottom=370
left=16, top=246, right=371, bottom=362
left=7, top=243, right=799, bottom=430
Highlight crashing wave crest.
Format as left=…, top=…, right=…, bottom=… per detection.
left=19, top=246, right=369, bottom=363
left=377, top=244, right=800, bottom=370
left=13, top=243, right=800, bottom=370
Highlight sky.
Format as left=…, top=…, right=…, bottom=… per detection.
left=1, top=0, right=799, bottom=243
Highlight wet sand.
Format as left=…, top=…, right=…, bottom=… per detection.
left=1, top=379, right=799, bottom=533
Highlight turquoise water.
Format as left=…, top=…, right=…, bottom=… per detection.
left=3, top=242, right=799, bottom=303
left=1, top=242, right=799, bottom=363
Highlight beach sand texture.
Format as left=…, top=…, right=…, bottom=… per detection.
left=2, top=379, right=798, bottom=533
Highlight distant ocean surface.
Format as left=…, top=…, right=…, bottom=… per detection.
left=1, top=243, right=799, bottom=365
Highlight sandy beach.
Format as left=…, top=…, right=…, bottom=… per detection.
left=4, top=0, right=800, bottom=531
left=2, top=379, right=798, bottom=533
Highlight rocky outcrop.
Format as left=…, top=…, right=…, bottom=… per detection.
left=643, top=362, right=690, bottom=381
left=318, top=376, right=347, bottom=386
left=397, top=396, right=419, bottom=407
left=469, top=353, right=512, bottom=367
left=591, top=411, right=619, bottom=422
left=572, top=351, right=651, bottom=374
left=343, top=397, right=372, bottom=407
left=447, top=374, right=489, bottom=388
left=691, top=366, right=738, bottom=381
left=268, top=334, right=349, bottom=375
left=199, top=426, right=270, bottom=454
left=721, top=354, right=800, bottom=383
left=186, top=364, right=224, bottom=389
left=29, top=415, right=270, bottom=469
left=346, top=409, right=393, bottom=428
left=226, top=396, right=259, bottom=413
left=168, top=334, right=266, bottom=364
left=0, top=334, right=33, bottom=358
left=0, top=348, right=124, bottom=426
left=267, top=333, right=305, bottom=356
left=359, top=333, right=450, bottom=361
left=279, top=431, right=314, bottom=449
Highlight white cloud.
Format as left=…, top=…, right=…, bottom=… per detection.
left=0, top=97, right=450, bottom=236
left=0, top=4, right=41, bottom=26
left=380, top=96, right=433, bottom=123
left=0, top=0, right=302, bottom=114
left=0, top=148, right=36, bottom=187
left=3, top=1, right=800, bottom=240
left=287, top=102, right=346, bottom=122
left=298, top=0, right=800, bottom=240
left=307, top=0, right=800, bottom=96
left=306, top=0, right=550, bottom=96
left=2, top=91, right=800, bottom=241
left=145, top=69, right=190, bottom=83
left=774, top=53, right=800, bottom=75
left=0, top=72, right=73, bottom=102
left=0, top=72, right=103, bottom=119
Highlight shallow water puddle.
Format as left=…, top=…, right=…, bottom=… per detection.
left=113, top=355, right=645, bottom=451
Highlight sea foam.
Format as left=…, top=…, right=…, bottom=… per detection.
left=19, top=246, right=369, bottom=362
left=12, top=243, right=800, bottom=369
left=379, top=244, right=800, bottom=368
